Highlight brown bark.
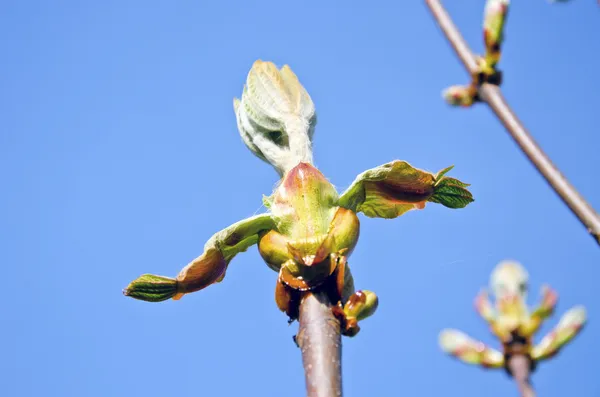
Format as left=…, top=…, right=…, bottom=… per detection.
left=424, top=0, right=600, bottom=246
left=296, top=291, right=343, bottom=397
left=508, top=355, right=536, bottom=397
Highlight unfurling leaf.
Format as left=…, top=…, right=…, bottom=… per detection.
left=532, top=306, right=587, bottom=361
left=123, top=274, right=178, bottom=302
left=430, top=174, right=474, bottom=209
left=123, top=214, right=276, bottom=302
left=439, top=328, right=505, bottom=368
left=339, top=161, right=435, bottom=218
left=233, top=60, right=317, bottom=175
left=339, top=161, right=473, bottom=218
left=435, top=165, right=455, bottom=181
left=175, top=248, right=228, bottom=298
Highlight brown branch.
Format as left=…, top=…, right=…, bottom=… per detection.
left=508, top=355, right=536, bottom=397
left=425, top=0, right=600, bottom=246
left=296, top=291, right=343, bottom=397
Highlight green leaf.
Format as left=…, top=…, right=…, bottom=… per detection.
left=429, top=176, right=474, bottom=209
left=440, top=176, right=470, bottom=188
left=434, top=165, right=455, bottom=185
left=123, top=274, right=178, bottom=302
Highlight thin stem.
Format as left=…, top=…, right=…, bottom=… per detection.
left=508, top=355, right=536, bottom=397
left=296, top=291, right=343, bottom=397
left=425, top=0, right=479, bottom=72
left=425, top=0, right=600, bottom=245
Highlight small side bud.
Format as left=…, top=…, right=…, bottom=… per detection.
left=442, top=85, right=477, bottom=107
left=123, top=274, right=178, bottom=302
left=343, top=290, right=379, bottom=321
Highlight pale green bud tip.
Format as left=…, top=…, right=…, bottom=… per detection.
left=123, top=274, right=178, bottom=302
left=344, top=290, right=379, bottom=321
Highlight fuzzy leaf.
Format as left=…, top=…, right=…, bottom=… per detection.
left=233, top=60, right=316, bottom=175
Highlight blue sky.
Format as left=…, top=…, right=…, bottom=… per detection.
left=1, top=1, right=599, bottom=396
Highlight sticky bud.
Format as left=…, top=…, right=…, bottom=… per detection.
left=123, top=274, right=178, bottom=302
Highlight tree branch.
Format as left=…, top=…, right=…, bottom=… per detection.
left=425, top=0, right=600, bottom=246
left=508, top=355, right=536, bottom=397
left=296, top=291, right=343, bottom=397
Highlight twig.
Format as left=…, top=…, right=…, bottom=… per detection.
left=508, top=355, right=536, bottom=397
left=425, top=0, right=600, bottom=246
left=296, top=291, right=343, bottom=397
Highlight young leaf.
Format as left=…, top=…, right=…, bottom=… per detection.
left=123, top=274, right=178, bottom=302
left=429, top=175, right=474, bottom=209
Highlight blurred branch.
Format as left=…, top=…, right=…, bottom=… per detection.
left=296, top=291, right=343, bottom=397
left=425, top=0, right=600, bottom=246
left=508, top=355, right=536, bottom=397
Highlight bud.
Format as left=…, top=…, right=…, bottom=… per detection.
left=439, top=328, right=504, bottom=367
left=272, top=162, right=339, bottom=239
left=327, top=208, right=359, bottom=255
left=343, top=290, right=379, bottom=321
left=532, top=306, right=586, bottom=360
left=234, top=60, right=317, bottom=175
left=442, top=85, right=477, bottom=107
left=483, top=0, right=510, bottom=68
left=123, top=274, right=178, bottom=302
left=258, top=229, right=292, bottom=271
